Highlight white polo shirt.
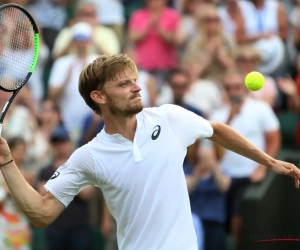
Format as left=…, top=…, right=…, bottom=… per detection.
left=45, top=104, right=213, bottom=250
left=210, top=98, right=279, bottom=178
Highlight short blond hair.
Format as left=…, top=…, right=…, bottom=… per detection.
left=79, top=54, right=138, bottom=115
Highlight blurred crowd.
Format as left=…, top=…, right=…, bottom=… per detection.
left=0, top=0, right=300, bottom=249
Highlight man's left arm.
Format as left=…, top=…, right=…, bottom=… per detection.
left=208, top=122, right=300, bottom=187
left=249, top=130, right=281, bottom=182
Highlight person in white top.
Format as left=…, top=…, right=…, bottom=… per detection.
left=0, top=55, right=299, bottom=250
left=49, top=22, right=99, bottom=144
left=210, top=69, right=281, bottom=250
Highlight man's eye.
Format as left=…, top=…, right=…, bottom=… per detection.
left=120, top=83, right=128, bottom=87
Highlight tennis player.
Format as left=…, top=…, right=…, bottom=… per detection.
left=0, top=54, right=299, bottom=250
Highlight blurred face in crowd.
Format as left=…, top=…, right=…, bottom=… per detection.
left=202, top=9, right=221, bottom=36
left=237, top=51, right=260, bottom=76
left=72, top=39, right=90, bottom=54
left=76, top=3, right=98, bottom=26
left=53, top=140, right=73, bottom=160
left=10, top=141, right=26, bottom=166
left=146, top=0, right=167, bottom=11
left=39, top=100, right=60, bottom=127
left=169, top=72, right=189, bottom=104
left=223, top=74, right=247, bottom=104
left=93, top=69, right=143, bottom=117
left=185, top=0, right=207, bottom=15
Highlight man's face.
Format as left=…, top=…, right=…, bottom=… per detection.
left=102, top=69, right=143, bottom=117
left=223, top=75, right=246, bottom=104
left=169, top=73, right=189, bottom=102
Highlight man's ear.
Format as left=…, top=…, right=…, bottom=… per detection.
left=90, top=90, right=106, bottom=105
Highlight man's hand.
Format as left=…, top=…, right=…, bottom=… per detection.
left=249, top=164, right=267, bottom=183
left=0, top=136, right=12, bottom=164
left=267, top=160, right=300, bottom=188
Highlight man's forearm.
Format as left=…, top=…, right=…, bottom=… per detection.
left=209, top=122, right=276, bottom=167
left=1, top=162, right=53, bottom=227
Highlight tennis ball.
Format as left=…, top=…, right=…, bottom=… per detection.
left=245, top=71, right=265, bottom=91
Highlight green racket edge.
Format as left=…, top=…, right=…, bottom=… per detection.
left=29, top=33, right=40, bottom=73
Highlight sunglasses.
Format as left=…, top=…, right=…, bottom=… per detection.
left=224, top=84, right=242, bottom=91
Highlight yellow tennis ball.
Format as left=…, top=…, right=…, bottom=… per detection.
left=245, top=71, right=265, bottom=91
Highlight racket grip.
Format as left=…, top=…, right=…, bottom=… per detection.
left=0, top=124, right=2, bottom=137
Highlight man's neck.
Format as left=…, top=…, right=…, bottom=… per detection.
left=103, top=114, right=138, bottom=142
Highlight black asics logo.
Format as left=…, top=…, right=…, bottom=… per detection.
left=50, top=171, right=60, bottom=180
left=151, top=125, right=161, bottom=140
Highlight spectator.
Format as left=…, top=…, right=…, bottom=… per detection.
left=38, top=99, right=61, bottom=143
left=49, top=22, right=99, bottom=144
left=246, top=0, right=288, bottom=41
left=185, top=141, right=230, bottom=250
left=36, top=125, right=94, bottom=250
left=235, top=44, right=278, bottom=108
left=52, top=1, right=120, bottom=59
left=217, top=0, right=261, bottom=44
left=184, top=3, right=235, bottom=86
left=177, top=0, right=215, bottom=50
left=157, top=63, right=222, bottom=116
left=160, top=68, right=205, bottom=115
left=210, top=70, right=281, bottom=250
left=128, top=0, right=180, bottom=89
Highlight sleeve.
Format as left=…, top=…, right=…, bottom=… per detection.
left=52, top=29, right=72, bottom=59
left=160, top=104, right=213, bottom=149
left=48, top=57, right=69, bottom=88
left=259, top=102, right=280, bottom=132
left=44, top=146, right=97, bottom=207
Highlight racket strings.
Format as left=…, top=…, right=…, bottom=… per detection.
left=0, top=7, right=35, bottom=91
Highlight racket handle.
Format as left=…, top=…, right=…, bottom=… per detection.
left=0, top=124, right=2, bottom=137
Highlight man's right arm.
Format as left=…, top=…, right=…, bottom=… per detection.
left=1, top=161, right=65, bottom=228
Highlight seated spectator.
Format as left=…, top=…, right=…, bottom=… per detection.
left=218, top=0, right=264, bottom=44
left=37, top=99, right=62, bottom=143
left=52, top=1, right=120, bottom=59
left=235, top=45, right=278, bottom=108
left=185, top=140, right=230, bottom=250
left=177, top=0, right=215, bottom=51
left=184, top=3, right=235, bottom=86
left=36, top=125, right=94, bottom=250
left=210, top=69, right=281, bottom=250
left=157, top=64, right=222, bottom=116
left=246, top=0, right=288, bottom=42
left=157, top=68, right=206, bottom=117
left=128, top=0, right=180, bottom=89
left=49, top=22, right=99, bottom=145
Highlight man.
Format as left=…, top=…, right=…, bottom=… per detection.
left=0, top=54, right=299, bottom=250
left=210, top=69, right=281, bottom=250
left=36, top=125, right=95, bottom=250
left=49, top=21, right=98, bottom=144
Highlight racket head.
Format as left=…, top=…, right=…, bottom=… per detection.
left=0, top=3, right=40, bottom=92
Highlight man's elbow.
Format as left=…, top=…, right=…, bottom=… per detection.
left=32, top=217, right=52, bottom=229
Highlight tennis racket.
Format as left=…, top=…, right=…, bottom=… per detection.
left=0, top=3, right=39, bottom=136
